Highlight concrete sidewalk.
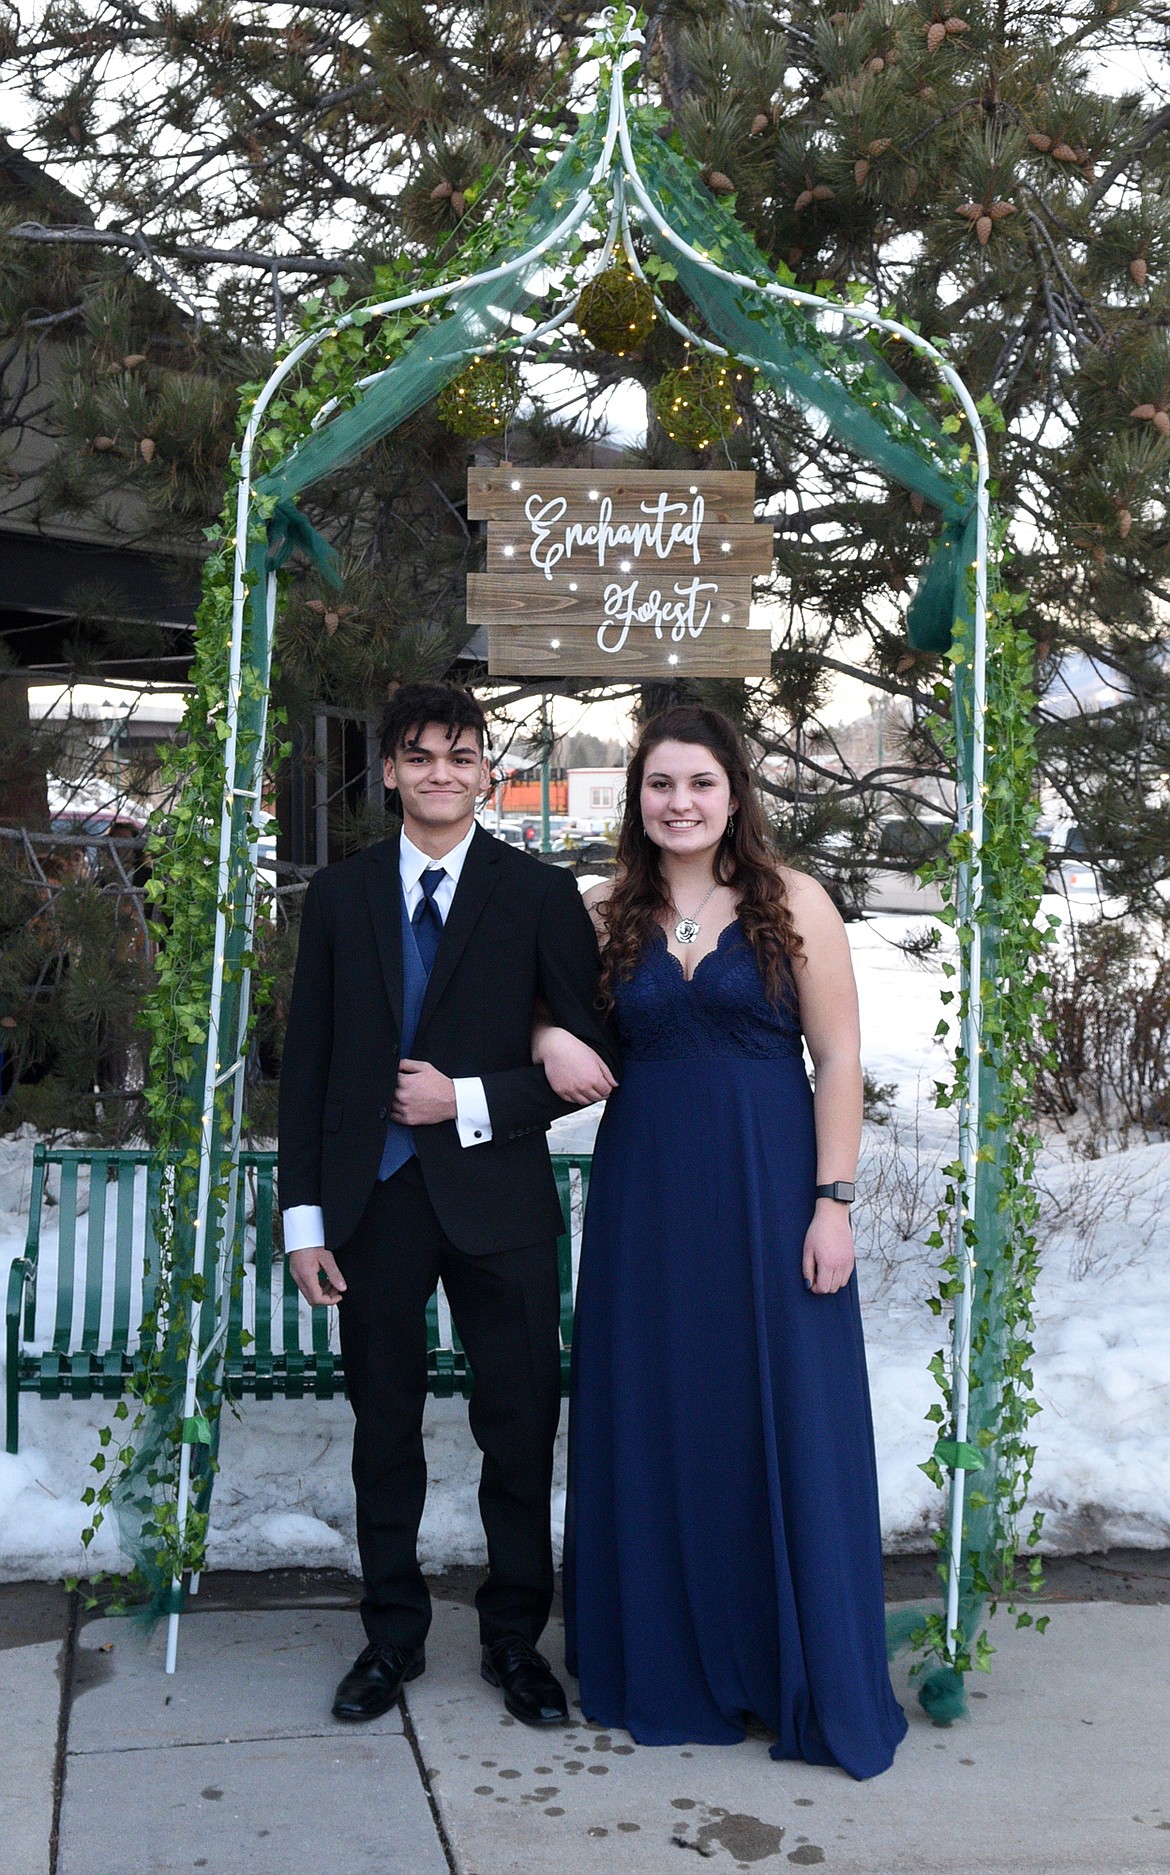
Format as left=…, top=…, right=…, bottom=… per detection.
left=3, top=1560, right=1169, bottom=1875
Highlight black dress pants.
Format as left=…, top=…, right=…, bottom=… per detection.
left=334, top=1158, right=563, bottom=1653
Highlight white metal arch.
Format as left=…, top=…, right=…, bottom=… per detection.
left=167, top=6, right=989, bottom=1677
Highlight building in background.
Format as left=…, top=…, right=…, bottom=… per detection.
left=567, top=767, right=626, bottom=826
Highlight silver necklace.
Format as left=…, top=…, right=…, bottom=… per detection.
left=669, top=879, right=719, bottom=945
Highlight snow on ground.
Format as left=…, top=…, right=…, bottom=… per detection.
left=1, top=903, right=1168, bottom=1583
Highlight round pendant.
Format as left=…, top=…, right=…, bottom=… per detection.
left=675, top=918, right=701, bottom=945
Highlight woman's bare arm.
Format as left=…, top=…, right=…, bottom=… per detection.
left=783, top=868, right=863, bottom=1295
left=530, top=880, right=618, bottom=1104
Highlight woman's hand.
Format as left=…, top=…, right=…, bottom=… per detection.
left=533, top=1022, right=618, bottom=1105
left=802, top=1201, right=856, bottom=1296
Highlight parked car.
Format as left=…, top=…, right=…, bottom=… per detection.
left=1037, top=820, right=1099, bottom=900
left=861, top=817, right=951, bottom=915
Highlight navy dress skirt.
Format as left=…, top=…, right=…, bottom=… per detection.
left=563, top=920, right=907, bottom=1780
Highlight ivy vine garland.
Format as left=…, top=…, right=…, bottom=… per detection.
left=437, top=353, right=523, bottom=438
left=911, top=536, right=1054, bottom=1698
left=575, top=258, right=656, bottom=355
left=651, top=352, right=750, bottom=450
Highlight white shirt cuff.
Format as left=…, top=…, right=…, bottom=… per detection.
left=282, top=1204, right=325, bottom=1254
left=452, top=1077, right=492, bottom=1147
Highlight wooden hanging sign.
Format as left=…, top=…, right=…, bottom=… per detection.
left=466, top=466, right=773, bottom=677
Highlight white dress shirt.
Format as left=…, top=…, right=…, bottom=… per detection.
left=282, top=823, right=492, bottom=1254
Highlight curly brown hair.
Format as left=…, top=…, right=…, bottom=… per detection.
left=599, top=705, right=804, bottom=1007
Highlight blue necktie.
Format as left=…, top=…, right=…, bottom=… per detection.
left=411, top=867, right=444, bottom=976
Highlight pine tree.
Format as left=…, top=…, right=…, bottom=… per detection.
left=2, top=0, right=1168, bottom=899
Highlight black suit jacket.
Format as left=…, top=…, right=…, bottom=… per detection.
left=277, top=826, right=619, bottom=1254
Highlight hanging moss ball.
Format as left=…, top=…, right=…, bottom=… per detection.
left=575, top=261, right=656, bottom=356
left=437, top=354, right=522, bottom=439
left=650, top=354, right=749, bottom=451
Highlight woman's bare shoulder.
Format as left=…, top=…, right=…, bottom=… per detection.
left=777, top=865, right=845, bottom=931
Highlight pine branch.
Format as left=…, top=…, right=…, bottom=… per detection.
left=8, top=222, right=347, bottom=277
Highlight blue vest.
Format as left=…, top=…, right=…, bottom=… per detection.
left=377, top=879, right=432, bottom=1182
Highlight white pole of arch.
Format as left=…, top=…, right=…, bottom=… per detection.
left=166, top=7, right=989, bottom=1676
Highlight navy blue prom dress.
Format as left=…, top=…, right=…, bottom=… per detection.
left=564, top=919, right=907, bottom=1780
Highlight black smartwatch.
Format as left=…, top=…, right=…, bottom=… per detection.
left=815, top=1181, right=855, bottom=1204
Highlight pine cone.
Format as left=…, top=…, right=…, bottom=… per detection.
left=1117, top=508, right=1133, bottom=538
left=324, top=612, right=340, bottom=635
left=795, top=189, right=815, bottom=211
left=430, top=179, right=454, bottom=200
left=926, top=21, right=947, bottom=52
left=1154, top=410, right=1170, bottom=437
left=976, top=215, right=992, bottom=244
left=450, top=190, right=466, bottom=216
left=1028, top=132, right=1052, bottom=152
left=854, top=159, right=871, bottom=185
left=945, top=15, right=970, bottom=30
left=811, top=183, right=835, bottom=200
left=92, top=436, right=117, bottom=451
left=751, top=113, right=770, bottom=134
left=122, top=353, right=147, bottom=369
left=138, top=438, right=156, bottom=463
left=910, top=490, right=925, bottom=515
left=868, top=54, right=886, bottom=71
left=707, top=170, right=735, bottom=193
left=957, top=202, right=982, bottom=220
left=868, top=137, right=892, bottom=156
left=1130, top=257, right=1148, bottom=287
left=988, top=201, right=1016, bottom=220
left=1130, top=404, right=1157, bottom=420
left=1051, top=142, right=1077, bottom=162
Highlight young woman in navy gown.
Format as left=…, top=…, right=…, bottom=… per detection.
left=536, top=705, right=907, bottom=1780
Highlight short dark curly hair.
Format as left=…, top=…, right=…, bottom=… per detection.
left=379, top=682, right=487, bottom=761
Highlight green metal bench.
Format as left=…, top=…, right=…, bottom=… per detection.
left=5, top=1143, right=593, bottom=1454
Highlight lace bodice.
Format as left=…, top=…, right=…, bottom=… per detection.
left=612, top=920, right=803, bottom=1063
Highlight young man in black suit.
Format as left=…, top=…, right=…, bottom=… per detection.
left=279, top=682, right=618, bottom=1727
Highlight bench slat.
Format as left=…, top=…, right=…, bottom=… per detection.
left=252, top=1164, right=275, bottom=1400
left=110, top=1159, right=138, bottom=1353
left=140, top=1162, right=162, bottom=1349
left=81, top=1156, right=109, bottom=1355
left=51, top=1162, right=79, bottom=1353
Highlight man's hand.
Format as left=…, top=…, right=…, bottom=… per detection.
left=534, top=1025, right=618, bottom=1106
left=288, top=1247, right=347, bottom=1307
left=391, top=1059, right=458, bottom=1127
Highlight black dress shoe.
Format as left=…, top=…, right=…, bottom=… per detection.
left=481, top=1636, right=569, bottom=1727
left=332, top=1641, right=425, bottom=1721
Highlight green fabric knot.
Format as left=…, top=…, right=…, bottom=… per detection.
left=933, top=1437, right=985, bottom=1472
left=182, top=1414, right=212, bottom=1446
left=919, top=1665, right=968, bottom=1725
left=265, top=498, right=343, bottom=590
left=906, top=509, right=979, bottom=653
left=155, top=1583, right=186, bottom=1615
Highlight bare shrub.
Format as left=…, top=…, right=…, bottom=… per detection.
left=1032, top=913, right=1170, bottom=1145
